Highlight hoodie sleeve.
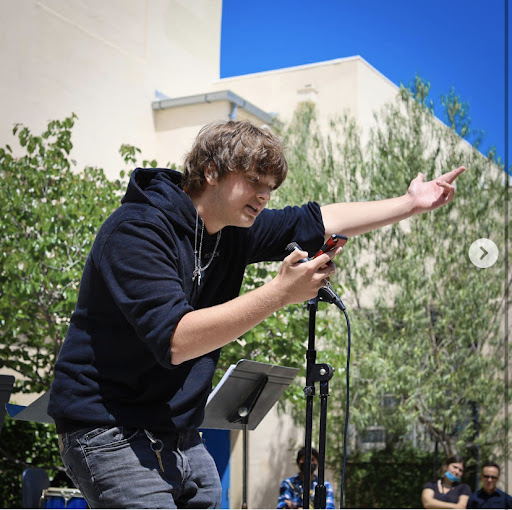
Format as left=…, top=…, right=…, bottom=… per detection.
left=95, top=218, right=192, bottom=368
left=247, top=201, right=326, bottom=263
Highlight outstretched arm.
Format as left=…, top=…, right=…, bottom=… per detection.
left=321, top=166, right=465, bottom=238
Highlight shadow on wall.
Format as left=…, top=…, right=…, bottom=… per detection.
left=152, top=102, right=232, bottom=131
left=252, top=422, right=304, bottom=509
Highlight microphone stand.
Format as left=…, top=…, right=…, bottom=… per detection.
left=303, top=283, right=344, bottom=509
left=285, top=241, right=348, bottom=508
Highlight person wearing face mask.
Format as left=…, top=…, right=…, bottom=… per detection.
left=467, top=461, right=512, bottom=508
left=277, top=447, right=335, bottom=509
left=421, top=455, right=471, bottom=509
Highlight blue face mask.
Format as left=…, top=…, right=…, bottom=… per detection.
left=444, top=471, right=460, bottom=483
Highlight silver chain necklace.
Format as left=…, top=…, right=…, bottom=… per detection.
left=192, top=211, right=222, bottom=286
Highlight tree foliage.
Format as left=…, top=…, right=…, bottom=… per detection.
left=342, top=446, right=437, bottom=508
left=0, top=115, right=125, bottom=394
left=220, top=77, right=507, bottom=503
left=0, top=116, right=133, bottom=508
left=0, top=419, right=63, bottom=508
left=351, top=77, right=507, bottom=461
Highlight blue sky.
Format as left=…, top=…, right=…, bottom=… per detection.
left=220, top=0, right=508, bottom=168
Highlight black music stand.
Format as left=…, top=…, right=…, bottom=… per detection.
left=201, top=359, right=299, bottom=509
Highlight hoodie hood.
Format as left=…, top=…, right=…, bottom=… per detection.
left=122, top=167, right=197, bottom=236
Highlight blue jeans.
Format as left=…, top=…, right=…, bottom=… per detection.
left=59, top=426, right=222, bottom=509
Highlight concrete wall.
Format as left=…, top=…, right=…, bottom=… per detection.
left=152, top=100, right=271, bottom=168
left=0, top=0, right=222, bottom=177
left=211, top=56, right=398, bottom=135
left=0, top=1, right=399, bottom=176
left=228, top=409, right=303, bottom=509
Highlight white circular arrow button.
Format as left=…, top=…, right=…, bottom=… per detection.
left=469, top=238, right=499, bottom=268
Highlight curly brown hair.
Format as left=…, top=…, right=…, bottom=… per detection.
left=182, top=120, right=288, bottom=194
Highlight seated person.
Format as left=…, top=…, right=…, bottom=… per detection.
left=277, top=447, right=335, bottom=509
left=421, top=455, right=471, bottom=509
left=467, top=461, right=512, bottom=508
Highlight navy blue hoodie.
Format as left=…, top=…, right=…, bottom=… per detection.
left=48, top=168, right=325, bottom=433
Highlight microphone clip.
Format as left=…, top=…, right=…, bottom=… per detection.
left=318, top=281, right=346, bottom=311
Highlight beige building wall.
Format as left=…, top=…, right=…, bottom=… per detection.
left=0, top=0, right=222, bottom=177
left=152, top=99, right=270, bottom=168
left=0, top=1, right=399, bottom=176
left=149, top=56, right=400, bottom=173
left=228, top=409, right=304, bottom=509
left=228, top=406, right=339, bottom=509
left=210, top=57, right=398, bottom=136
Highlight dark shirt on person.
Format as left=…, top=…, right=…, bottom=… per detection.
left=423, top=480, right=471, bottom=504
left=467, top=488, right=512, bottom=508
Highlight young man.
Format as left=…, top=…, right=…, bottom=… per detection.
left=467, top=462, right=512, bottom=509
left=48, top=120, right=464, bottom=508
left=277, top=447, right=335, bottom=509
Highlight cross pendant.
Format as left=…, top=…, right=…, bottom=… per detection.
left=192, top=267, right=202, bottom=285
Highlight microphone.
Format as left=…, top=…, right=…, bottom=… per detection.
left=285, top=241, right=346, bottom=311
left=286, top=242, right=309, bottom=262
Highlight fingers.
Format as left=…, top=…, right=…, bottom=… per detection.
left=327, top=244, right=345, bottom=259
left=312, top=249, right=342, bottom=284
left=435, top=179, right=455, bottom=193
left=434, top=166, right=465, bottom=204
left=439, top=165, right=466, bottom=184
left=279, top=245, right=343, bottom=304
left=311, top=245, right=344, bottom=269
left=284, top=245, right=340, bottom=283
left=286, top=248, right=309, bottom=264
left=286, top=245, right=344, bottom=266
left=434, top=179, right=456, bottom=204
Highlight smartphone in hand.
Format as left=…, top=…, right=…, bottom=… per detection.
left=312, top=234, right=348, bottom=259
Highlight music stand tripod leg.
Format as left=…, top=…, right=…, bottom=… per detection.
left=315, top=379, right=330, bottom=509
left=242, top=418, right=248, bottom=509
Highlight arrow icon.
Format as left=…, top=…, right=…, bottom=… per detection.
left=469, top=238, right=498, bottom=268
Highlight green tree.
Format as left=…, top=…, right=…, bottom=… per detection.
left=345, top=78, right=506, bottom=459
left=342, top=446, right=436, bottom=508
left=224, top=79, right=507, bottom=507
left=0, top=420, right=63, bottom=508
left=0, top=115, right=125, bottom=395
left=0, top=116, right=138, bottom=507
left=307, top=78, right=507, bottom=505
